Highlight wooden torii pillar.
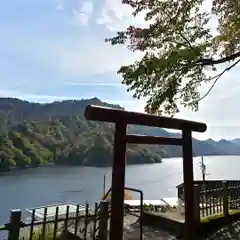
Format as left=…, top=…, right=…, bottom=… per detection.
left=84, top=105, right=207, bottom=240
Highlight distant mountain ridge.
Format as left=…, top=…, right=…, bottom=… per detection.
left=230, top=138, right=240, bottom=146
left=0, top=97, right=240, bottom=171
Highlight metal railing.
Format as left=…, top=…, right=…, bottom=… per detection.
left=0, top=186, right=143, bottom=240
left=0, top=203, right=100, bottom=240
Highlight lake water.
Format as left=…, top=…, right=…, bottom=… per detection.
left=1, top=155, right=240, bottom=226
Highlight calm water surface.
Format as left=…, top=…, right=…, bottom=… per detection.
left=1, top=155, right=240, bottom=226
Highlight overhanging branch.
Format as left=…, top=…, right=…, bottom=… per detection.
left=198, top=51, right=240, bottom=66
left=197, top=58, right=240, bottom=102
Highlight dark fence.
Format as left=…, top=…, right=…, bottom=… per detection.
left=190, top=180, right=240, bottom=223
left=0, top=186, right=143, bottom=240
left=0, top=202, right=109, bottom=240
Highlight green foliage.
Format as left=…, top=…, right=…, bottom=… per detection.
left=0, top=99, right=163, bottom=171
left=106, top=0, right=240, bottom=115
left=143, top=203, right=169, bottom=213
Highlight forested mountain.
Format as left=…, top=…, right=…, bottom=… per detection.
left=0, top=97, right=239, bottom=172
left=0, top=98, right=161, bottom=171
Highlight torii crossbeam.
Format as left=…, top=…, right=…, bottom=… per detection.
left=84, top=105, right=207, bottom=240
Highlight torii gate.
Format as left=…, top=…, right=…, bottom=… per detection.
left=84, top=105, right=207, bottom=240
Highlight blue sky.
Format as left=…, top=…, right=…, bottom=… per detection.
left=1, top=0, right=240, bottom=140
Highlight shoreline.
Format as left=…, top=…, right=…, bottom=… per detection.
left=1, top=154, right=240, bottom=174
left=0, top=160, right=163, bottom=174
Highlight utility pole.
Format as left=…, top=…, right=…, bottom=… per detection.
left=103, top=173, right=106, bottom=196
left=199, top=156, right=209, bottom=204
left=200, top=156, right=206, bottom=181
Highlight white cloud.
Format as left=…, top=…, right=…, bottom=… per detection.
left=73, top=1, right=94, bottom=26
left=73, top=11, right=89, bottom=25
left=97, top=0, right=147, bottom=31
left=81, top=1, right=94, bottom=14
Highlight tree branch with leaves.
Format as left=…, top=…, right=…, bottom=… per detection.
left=106, top=0, right=240, bottom=115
